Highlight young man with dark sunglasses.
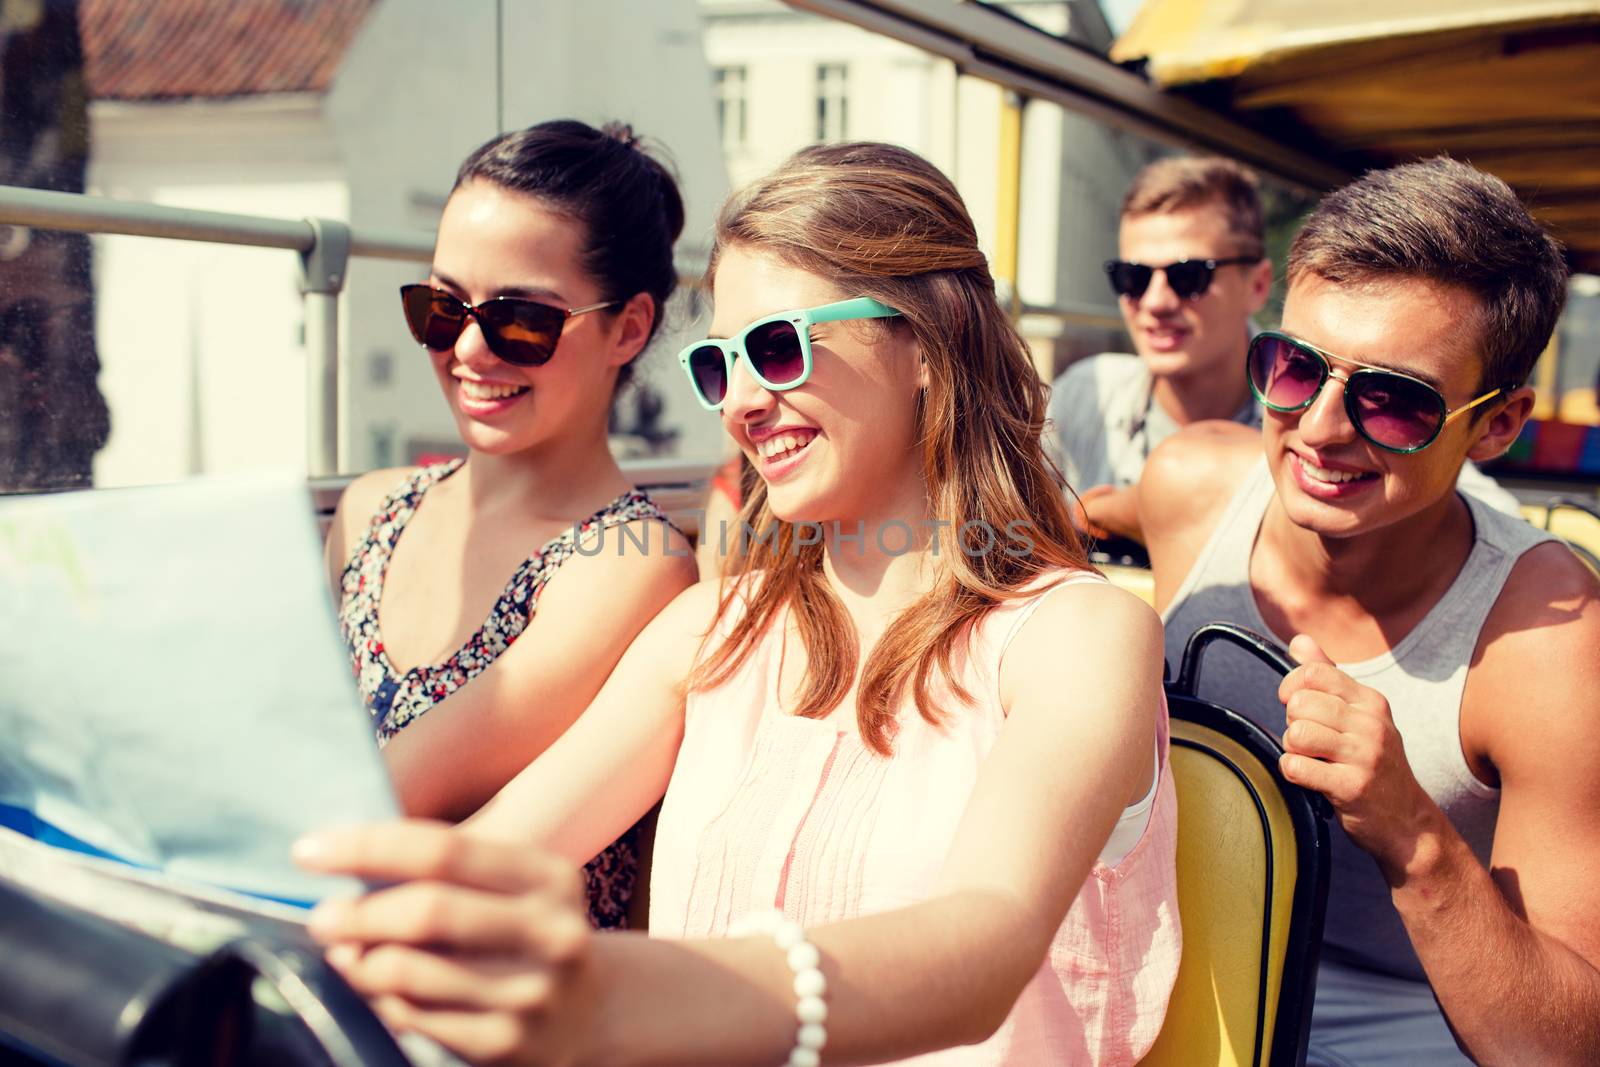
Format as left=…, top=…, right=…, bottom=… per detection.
left=1047, top=156, right=1273, bottom=539
left=1140, top=158, right=1600, bottom=1066
left=1050, top=156, right=1518, bottom=543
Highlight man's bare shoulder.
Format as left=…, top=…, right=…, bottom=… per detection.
left=1159, top=419, right=1261, bottom=457
left=1480, top=542, right=1600, bottom=660
left=1139, top=421, right=1261, bottom=536
left=1137, top=423, right=1262, bottom=611
left=1472, top=542, right=1600, bottom=765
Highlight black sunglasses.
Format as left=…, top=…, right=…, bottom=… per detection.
left=1104, top=256, right=1261, bottom=301
left=1247, top=331, right=1504, bottom=454
left=399, top=284, right=619, bottom=367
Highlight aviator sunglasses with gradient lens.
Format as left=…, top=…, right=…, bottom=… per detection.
left=677, top=297, right=902, bottom=411
left=1247, top=331, right=1505, bottom=454
left=1104, top=256, right=1261, bottom=301
left=399, top=284, right=619, bottom=367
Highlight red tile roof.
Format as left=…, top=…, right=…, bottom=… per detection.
left=82, top=0, right=378, bottom=101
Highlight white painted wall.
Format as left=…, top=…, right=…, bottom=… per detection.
left=86, top=96, right=344, bottom=488
left=80, top=0, right=732, bottom=487
left=328, top=0, right=732, bottom=470
left=77, top=0, right=1146, bottom=490
left=698, top=0, right=1146, bottom=374
left=704, top=3, right=962, bottom=188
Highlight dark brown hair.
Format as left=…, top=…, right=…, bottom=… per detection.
left=691, top=142, right=1091, bottom=756
left=1288, top=157, right=1569, bottom=392
left=453, top=120, right=685, bottom=388
left=1122, top=155, right=1265, bottom=257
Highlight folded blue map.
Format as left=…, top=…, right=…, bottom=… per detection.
left=0, top=473, right=398, bottom=906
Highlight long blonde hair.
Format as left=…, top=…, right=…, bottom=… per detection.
left=692, top=143, right=1090, bottom=755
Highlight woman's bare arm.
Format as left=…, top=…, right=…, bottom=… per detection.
left=377, top=521, right=698, bottom=822
left=456, top=577, right=724, bottom=859
left=323, top=468, right=413, bottom=595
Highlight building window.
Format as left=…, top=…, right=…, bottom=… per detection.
left=816, top=63, right=848, bottom=142
left=714, top=66, right=748, bottom=151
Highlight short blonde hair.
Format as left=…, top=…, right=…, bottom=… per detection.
left=1121, top=156, right=1264, bottom=257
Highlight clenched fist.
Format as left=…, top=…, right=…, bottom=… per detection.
left=1278, top=634, right=1445, bottom=881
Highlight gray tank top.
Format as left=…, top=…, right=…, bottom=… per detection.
left=1162, top=460, right=1555, bottom=980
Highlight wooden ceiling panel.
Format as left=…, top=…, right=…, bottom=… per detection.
left=1114, top=2, right=1600, bottom=272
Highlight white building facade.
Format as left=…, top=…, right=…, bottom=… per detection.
left=79, top=0, right=1150, bottom=490
left=699, top=0, right=1155, bottom=375
left=83, top=0, right=731, bottom=488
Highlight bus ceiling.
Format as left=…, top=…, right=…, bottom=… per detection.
left=796, top=0, right=1600, bottom=274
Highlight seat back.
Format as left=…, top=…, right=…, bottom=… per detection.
left=1101, top=562, right=1155, bottom=606
left=1089, top=541, right=1155, bottom=606
left=1142, top=624, right=1330, bottom=1067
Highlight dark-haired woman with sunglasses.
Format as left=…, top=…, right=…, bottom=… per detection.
left=321, top=120, right=696, bottom=929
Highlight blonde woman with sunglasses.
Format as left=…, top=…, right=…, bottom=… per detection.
left=322, top=121, right=696, bottom=929
left=300, top=143, right=1179, bottom=1067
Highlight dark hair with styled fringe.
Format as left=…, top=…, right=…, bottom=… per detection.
left=454, top=119, right=685, bottom=389
left=1288, top=157, right=1569, bottom=393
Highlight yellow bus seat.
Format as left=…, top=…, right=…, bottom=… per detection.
left=1557, top=388, right=1599, bottom=426
left=1143, top=623, right=1331, bottom=1067
left=1519, top=498, right=1600, bottom=575
left=1102, top=562, right=1155, bottom=606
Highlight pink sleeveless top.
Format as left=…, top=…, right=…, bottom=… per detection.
left=650, top=570, right=1181, bottom=1066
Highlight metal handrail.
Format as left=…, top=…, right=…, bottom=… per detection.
left=309, top=458, right=722, bottom=538
left=1018, top=301, right=1125, bottom=331
left=0, top=183, right=1130, bottom=485
left=0, top=184, right=433, bottom=477
left=0, top=185, right=432, bottom=260
left=786, top=0, right=1350, bottom=196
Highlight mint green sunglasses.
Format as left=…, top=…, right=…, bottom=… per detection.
left=677, top=297, right=902, bottom=411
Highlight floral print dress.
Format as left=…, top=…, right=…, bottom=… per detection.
left=338, top=459, right=670, bottom=928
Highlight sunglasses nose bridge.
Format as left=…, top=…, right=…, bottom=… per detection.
left=1139, top=267, right=1184, bottom=307
left=721, top=349, right=777, bottom=419
left=1294, top=367, right=1364, bottom=448
left=729, top=331, right=790, bottom=406
left=450, top=306, right=502, bottom=364
left=725, top=341, right=769, bottom=396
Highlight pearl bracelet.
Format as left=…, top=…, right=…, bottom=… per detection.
left=730, top=909, right=829, bottom=1067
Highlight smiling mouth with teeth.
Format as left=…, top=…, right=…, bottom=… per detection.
left=1297, top=455, right=1374, bottom=484
left=756, top=430, right=817, bottom=462
left=459, top=379, right=530, bottom=401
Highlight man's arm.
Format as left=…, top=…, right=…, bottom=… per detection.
left=1136, top=421, right=1260, bottom=612
left=1279, top=546, right=1600, bottom=1065
left=1413, top=545, right=1600, bottom=1065
left=1076, top=484, right=1142, bottom=543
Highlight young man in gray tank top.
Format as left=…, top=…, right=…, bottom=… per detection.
left=1048, top=157, right=1519, bottom=544
left=1139, top=159, right=1600, bottom=1066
